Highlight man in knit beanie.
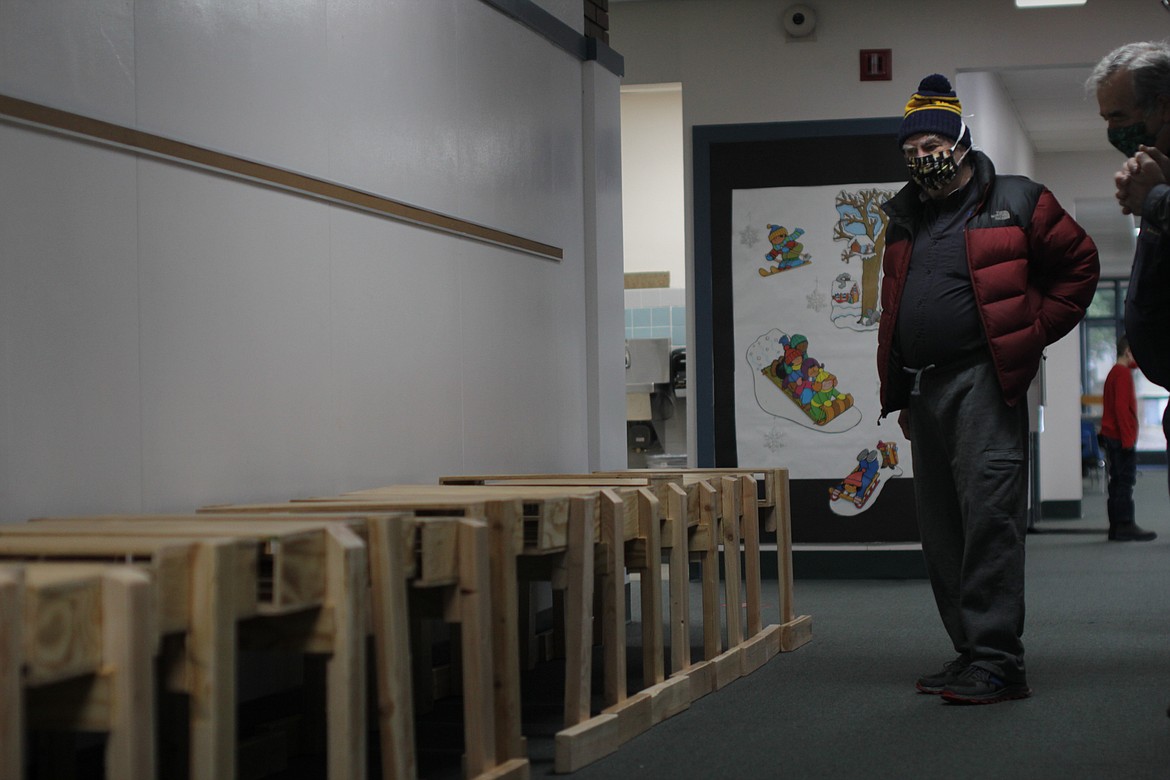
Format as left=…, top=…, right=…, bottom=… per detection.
left=877, top=74, right=1100, bottom=704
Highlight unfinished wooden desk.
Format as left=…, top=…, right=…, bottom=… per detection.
left=0, top=563, right=155, bottom=780
left=405, top=479, right=665, bottom=686
left=0, top=535, right=249, bottom=780
left=435, top=475, right=703, bottom=678
left=191, top=510, right=509, bottom=780
left=201, top=493, right=526, bottom=772
left=2, top=517, right=368, bottom=780
left=436, top=471, right=811, bottom=690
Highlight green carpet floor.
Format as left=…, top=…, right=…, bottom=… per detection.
left=529, top=467, right=1170, bottom=779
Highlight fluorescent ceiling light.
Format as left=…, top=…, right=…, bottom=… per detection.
left=1015, top=0, right=1086, bottom=6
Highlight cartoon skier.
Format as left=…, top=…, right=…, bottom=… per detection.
left=760, top=225, right=810, bottom=276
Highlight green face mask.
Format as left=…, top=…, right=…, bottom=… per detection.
left=1109, top=121, right=1158, bottom=157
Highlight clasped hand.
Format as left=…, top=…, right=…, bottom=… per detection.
left=1115, top=145, right=1170, bottom=216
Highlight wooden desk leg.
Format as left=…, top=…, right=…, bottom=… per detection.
left=698, top=483, right=722, bottom=661
left=563, top=497, right=595, bottom=727
left=771, top=470, right=812, bottom=651
left=740, top=477, right=763, bottom=638
left=485, top=502, right=525, bottom=761
left=776, top=470, right=796, bottom=625
left=454, top=520, right=496, bottom=777
left=598, top=491, right=626, bottom=708
left=0, top=567, right=23, bottom=780
left=189, top=541, right=238, bottom=780
left=637, top=490, right=664, bottom=686
left=665, top=484, right=691, bottom=674
left=323, top=526, right=368, bottom=780
left=102, top=568, right=156, bottom=780
left=720, top=478, right=744, bottom=650
left=366, top=516, right=417, bottom=780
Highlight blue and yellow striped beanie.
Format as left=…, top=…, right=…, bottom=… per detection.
left=897, top=74, right=972, bottom=148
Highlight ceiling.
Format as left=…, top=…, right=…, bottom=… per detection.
left=995, top=65, right=1101, bottom=154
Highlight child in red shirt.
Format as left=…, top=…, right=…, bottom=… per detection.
left=1100, top=335, right=1156, bottom=541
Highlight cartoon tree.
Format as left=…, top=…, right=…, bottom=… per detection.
left=833, top=188, right=897, bottom=321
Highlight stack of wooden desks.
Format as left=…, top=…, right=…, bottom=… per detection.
left=203, top=484, right=665, bottom=774
left=0, top=516, right=377, bottom=780
left=0, top=468, right=810, bottom=779
left=438, top=469, right=813, bottom=658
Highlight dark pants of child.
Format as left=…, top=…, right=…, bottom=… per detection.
left=908, top=355, right=1029, bottom=683
left=1099, top=435, right=1137, bottom=528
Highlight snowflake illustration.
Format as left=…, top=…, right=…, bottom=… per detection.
left=763, top=426, right=785, bottom=453
left=739, top=224, right=760, bottom=248
left=806, top=282, right=828, bottom=312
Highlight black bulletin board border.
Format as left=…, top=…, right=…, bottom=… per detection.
left=692, top=117, right=919, bottom=544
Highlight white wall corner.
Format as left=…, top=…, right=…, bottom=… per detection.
left=583, top=61, right=628, bottom=469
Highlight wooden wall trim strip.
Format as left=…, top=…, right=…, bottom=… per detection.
left=0, top=93, right=564, bottom=262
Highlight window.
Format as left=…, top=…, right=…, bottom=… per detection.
left=1081, top=280, right=1168, bottom=457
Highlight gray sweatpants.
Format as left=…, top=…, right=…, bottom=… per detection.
left=907, top=355, right=1029, bottom=680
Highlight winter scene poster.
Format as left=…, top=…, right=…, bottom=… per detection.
left=732, top=182, right=912, bottom=517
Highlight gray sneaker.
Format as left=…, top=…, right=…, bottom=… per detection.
left=915, top=656, right=968, bottom=694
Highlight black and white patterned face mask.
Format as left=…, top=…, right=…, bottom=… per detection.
left=907, top=144, right=963, bottom=191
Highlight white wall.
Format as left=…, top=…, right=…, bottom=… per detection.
left=621, top=84, right=685, bottom=286
left=585, top=62, right=632, bottom=470
left=955, top=70, right=1035, bottom=178
left=1037, top=151, right=1128, bottom=209
left=1038, top=149, right=1138, bottom=278
left=0, top=0, right=626, bottom=520
left=611, top=0, right=1168, bottom=505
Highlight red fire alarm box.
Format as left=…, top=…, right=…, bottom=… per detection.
left=860, top=49, right=892, bottom=81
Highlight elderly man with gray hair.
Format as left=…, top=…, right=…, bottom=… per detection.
left=1092, top=43, right=1170, bottom=377
left=1091, top=39, right=1170, bottom=719
left=1090, top=41, right=1170, bottom=522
